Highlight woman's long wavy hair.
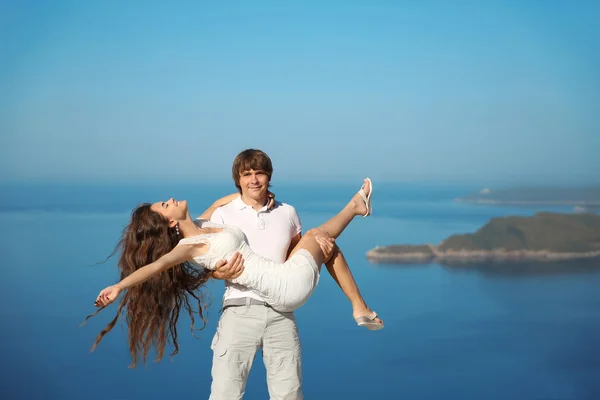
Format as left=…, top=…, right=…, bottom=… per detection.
left=85, top=203, right=211, bottom=367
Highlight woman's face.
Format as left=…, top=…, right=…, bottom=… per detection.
left=150, top=198, right=188, bottom=226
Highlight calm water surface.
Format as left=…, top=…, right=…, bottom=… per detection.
left=1, top=182, right=598, bottom=400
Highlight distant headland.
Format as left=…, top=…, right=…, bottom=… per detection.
left=367, top=213, right=600, bottom=264
left=455, top=186, right=600, bottom=208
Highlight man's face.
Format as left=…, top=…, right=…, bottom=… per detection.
left=239, top=168, right=269, bottom=201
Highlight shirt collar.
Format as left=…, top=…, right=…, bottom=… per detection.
left=233, top=196, right=269, bottom=212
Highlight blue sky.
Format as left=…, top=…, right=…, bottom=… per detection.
left=1, top=1, right=599, bottom=184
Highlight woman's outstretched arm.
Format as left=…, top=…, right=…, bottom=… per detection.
left=94, top=243, right=197, bottom=307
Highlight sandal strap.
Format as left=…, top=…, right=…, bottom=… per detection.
left=358, top=188, right=368, bottom=204
left=354, top=311, right=378, bottom=321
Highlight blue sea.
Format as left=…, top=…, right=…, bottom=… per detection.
left=1, top=182, right=599, bottom=400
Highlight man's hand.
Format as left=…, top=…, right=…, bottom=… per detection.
left=211, top=252, right=245, bottom=280
left=315, top=235, right=336, bottom=264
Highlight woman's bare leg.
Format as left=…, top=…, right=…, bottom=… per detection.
left=288, top=179, right=371, bottom=262
left=318, top=179, right=371, bottom=239
left=325, top=246, right=383, bottom=323
left=286, top=179, right=382, bottom=324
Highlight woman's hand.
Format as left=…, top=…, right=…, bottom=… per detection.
left=267, top=191, right=276, bottom=210
left=211, top=252, right=245, bottom=280
left=94, top=285, right=122, bottom=307
left=315, top=235, right=336, bottom=263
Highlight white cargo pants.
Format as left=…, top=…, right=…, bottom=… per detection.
left=209, top=303, right=303, bottom=400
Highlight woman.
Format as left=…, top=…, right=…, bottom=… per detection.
left=91, top=178, right=382, bottom=366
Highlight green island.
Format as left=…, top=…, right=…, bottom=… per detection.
left=366, top=212, right=600, bottom=264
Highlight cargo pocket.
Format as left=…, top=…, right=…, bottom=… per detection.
left=211, top=336, right=228, bottom=357
left=210, top=314, right=227, bottom=357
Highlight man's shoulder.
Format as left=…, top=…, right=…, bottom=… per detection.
left=214, top=197, right=243, bottom=214
left=273, top=200, right=297, bottom=213
left=216, top=201, right=240, bottom=212
left=208, top=198, right=240, bottom=223
left=272, top=201, right=301, bottom=230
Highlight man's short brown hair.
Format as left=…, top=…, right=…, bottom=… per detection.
left=232, top=149, right=273, bottom=193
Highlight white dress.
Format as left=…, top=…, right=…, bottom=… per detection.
left=177, top=219, right=320, bottom=312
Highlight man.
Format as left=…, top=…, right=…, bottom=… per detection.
left=208, top=149, right=305, bottom=400
left=205, top=149, right=381, bottom=399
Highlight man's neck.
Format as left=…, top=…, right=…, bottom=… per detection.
left=240, top=194, right=268, bottom=211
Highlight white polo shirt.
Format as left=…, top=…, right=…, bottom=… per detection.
left=209, top=196, right=302, bottom=302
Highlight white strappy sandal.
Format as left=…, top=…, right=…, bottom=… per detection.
left=357, top=177, right=373, bottom=217
left=354, top=311, right=384, bottom=330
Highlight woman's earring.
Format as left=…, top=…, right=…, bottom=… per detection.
left=175, top=224, right=180, bottom=236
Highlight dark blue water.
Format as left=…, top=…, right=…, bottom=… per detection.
left=1, top=182, right=599, bottom=400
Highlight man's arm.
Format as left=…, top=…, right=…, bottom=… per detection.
left=286, top=232, right=302, bottom=259
left=203, top=207, right=246, bottom=280
left=285, top=204, right=303, bottom=259
left=211, top=252, right=245, bottom=280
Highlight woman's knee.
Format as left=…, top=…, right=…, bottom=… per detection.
left=305, top=227, right=330, bottom=239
